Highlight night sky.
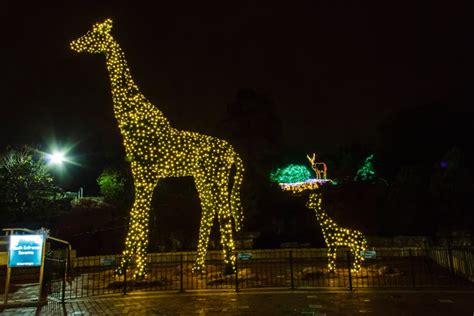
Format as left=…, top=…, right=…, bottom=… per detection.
left=3, top=1, right=474, bottom=190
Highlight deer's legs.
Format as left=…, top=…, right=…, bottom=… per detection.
left=116, top=181, right=156, bottom=279
left=193, top=176, right=215, bottom=273
left=315, top=169, right=321, bottom=179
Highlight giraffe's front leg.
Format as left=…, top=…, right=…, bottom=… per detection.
left=116, top=182, right=155, bottom=279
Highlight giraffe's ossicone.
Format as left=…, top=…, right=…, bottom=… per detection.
left=70, top=19, right=244, bottom=279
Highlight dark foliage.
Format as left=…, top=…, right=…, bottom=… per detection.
left=0, top=146, right=70, bottom=226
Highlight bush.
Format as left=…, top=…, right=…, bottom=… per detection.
left=97, top=168, right=131, bottom=207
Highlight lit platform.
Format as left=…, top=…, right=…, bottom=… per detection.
left=279, top=179, right=334, bottom=194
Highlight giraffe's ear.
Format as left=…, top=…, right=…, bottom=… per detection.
left=93, top=18, right=113, bottom=33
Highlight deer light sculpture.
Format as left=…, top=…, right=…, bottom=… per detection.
left=306, top=153, right=327, bottom=180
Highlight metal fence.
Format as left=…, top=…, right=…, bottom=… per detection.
left=44, top=239, right=70, bottom=302
left=46, top=247, right=474, bottom=300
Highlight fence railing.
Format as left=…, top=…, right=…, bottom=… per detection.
left=427, top=247, right=474, bottom=282
left=45, top=247, right=474, bottom=300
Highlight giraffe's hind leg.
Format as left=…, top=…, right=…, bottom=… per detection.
left=351, top=247, right=364, bottom=272
left=218, top=215, right=236, bottom=274
left=351, top=235, right=367, bottom=272
left=193, top=175, right=215, bottom=273
left=215, top=179, right=236, bottom=274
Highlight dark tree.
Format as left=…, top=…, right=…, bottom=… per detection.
left=0, top=146, right=67, bottom=224
left=221, top=89, right=284, bottom=232
left=97, top=166, right=132, bottom=208
left=222, top=88, right=283, bottom=171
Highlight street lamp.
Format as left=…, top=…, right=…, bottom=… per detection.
left=47, top=151, right=66, bottom=165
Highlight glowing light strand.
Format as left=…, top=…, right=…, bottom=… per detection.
left=70, top=19, right=244, bottom=278
left=354, top=154, right=376, bottom=182
left=279, top=178, right=330, bottom=194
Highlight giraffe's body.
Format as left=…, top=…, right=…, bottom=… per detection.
left=71, top=19, right=244, bottom=278
left=307, top=192, right=367, bottom=272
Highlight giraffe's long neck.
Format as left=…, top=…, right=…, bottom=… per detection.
left=309, top=193, right=338, bottom=242
left=315, top=206, right=337, bottom=242
left=104, top=37, right=169, bottom=126
left=104, top=39, right=140, bottom=110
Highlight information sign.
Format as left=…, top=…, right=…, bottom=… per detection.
left=361, top=250, right=376, bottom=259
left=238, top=253, right=253, bottom=260
left=8, top=235, right=44, bottom=267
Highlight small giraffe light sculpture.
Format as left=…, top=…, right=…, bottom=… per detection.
left=306, top=153, right=327, bottom=180
left=307, top=192, right=367, bottom=272
left=70, top=19, right=244, bottom=278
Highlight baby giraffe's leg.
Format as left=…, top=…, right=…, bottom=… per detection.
left=352, top=234, right=367, bottom=272
left=327, top=246, right=337, bottom=272
left=351, top=247, right=363, bottom=272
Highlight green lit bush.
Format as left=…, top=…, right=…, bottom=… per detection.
left=270, top=164, right=312, bottom=183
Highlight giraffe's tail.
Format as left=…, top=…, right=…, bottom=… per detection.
left=230, top=152, right=244, bottom=231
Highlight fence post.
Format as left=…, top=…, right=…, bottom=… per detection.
left=289, top=250, right=295, bottom=290
left=235, top=253, right=239, bottom=292
left=179, top=253, right=184, bottom=293
left=447, top=241, right=454, bottom=275
left=462, top=249, right=468, bottom=279
left=61, top=259, right=66, bottom=304
left=346, top=250, right=353, bottom=291
left=409, top=249, right=416, bottom=288
left=123, top=265, right=127, bottom=295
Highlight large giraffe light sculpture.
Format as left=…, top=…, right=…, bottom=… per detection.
left=70, top=19, right=244, bottom=278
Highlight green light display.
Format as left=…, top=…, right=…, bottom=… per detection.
left=270, top=164, right=312, bottom=184
left=354, top=154, right=376, bottom=182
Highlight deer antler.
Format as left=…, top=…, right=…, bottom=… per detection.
left=306, top=153, right=316, bottom=164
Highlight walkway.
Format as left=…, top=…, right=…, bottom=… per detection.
left=1, top=289, right=473, bottom=315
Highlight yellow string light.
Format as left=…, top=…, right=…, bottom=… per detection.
left=70, top=19, right=244, bottom=278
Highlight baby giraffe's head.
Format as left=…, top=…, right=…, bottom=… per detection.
left=70, top=19, right=113, bottom=54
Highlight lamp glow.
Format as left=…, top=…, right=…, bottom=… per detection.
left=48, top=151, right=65, bottom=165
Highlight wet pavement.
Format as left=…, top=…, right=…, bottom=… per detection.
left=1, top=289, right=473, bottom=315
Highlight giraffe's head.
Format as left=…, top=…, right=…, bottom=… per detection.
left=70, top=19, right=114, bottom=54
